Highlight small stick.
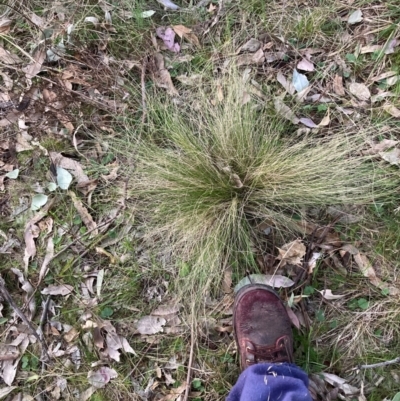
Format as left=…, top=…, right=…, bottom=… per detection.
left=358, top=357, right=400, bottom=369
left=183, top=323, right=195, bottom=401
left=141, top=56, right=147, bottom=125
left=0, top=278, right=50, bottom=361
left=38, top=296, right=52, bottom=372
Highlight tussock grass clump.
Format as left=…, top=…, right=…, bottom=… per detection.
left=125, top=76, right=394, bottom=300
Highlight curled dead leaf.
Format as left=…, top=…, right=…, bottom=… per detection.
left=277, top=239, right=306, bottom=266
left=160, top=383, right=187, bottom=401
left=172, top=25, right=200, bottom=48
left=152, top=53, right=179, bottom=96
left=50, top=152, right=90, bottom=185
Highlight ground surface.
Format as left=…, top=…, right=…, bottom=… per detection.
left=0, top=0, right=400, bottom=400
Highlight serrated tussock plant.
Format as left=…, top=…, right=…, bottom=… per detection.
left=124, top=74, right=395, bottom=301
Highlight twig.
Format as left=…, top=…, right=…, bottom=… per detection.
left=358, top=357, right=400, bottom=369
left=141, top=56, right=147, bottom=125
left=50, top=214, right=119, bottom=262
left=0, top=278, right=50, bottom=361
left=38, top=296, right=51, bottom=371
left=183, top=322, right=195, bottom=401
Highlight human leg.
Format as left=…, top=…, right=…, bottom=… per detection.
left=227, top=283, right=312, bottom=401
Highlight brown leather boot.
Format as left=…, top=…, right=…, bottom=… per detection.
left=233, top=283, right=294, bottom=370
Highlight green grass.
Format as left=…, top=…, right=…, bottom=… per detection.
left=116, top=72, right=398, bottom=305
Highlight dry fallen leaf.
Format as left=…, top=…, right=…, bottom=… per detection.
left=50, top=152, right=90, bottom=185
left=22, top=46, right=46, bottom=81
left=383, top=104, right=400, bottom=118
left=172, top=25, right=200, bottom=48
left=160, top=383, right=187, bottom=401
left=64, top=327, right=79, bottom=343
left=156, top=27, right=180, bottom=53
left=347, top=9, right=363, bottom=25
left=365, top=139, right=398, bottom=154
left=136, top=315, right=166, bottom=335
left=68, top=191, right=98, bottom=236
left=318, top=289, right=346, bottom=300
left=353, top=252, right=399, bottom=295
left=299, top=117, right=318, bottom=128
left=372, top=70, right=398, bottom=82
left=30, top=13, right=44, bottom=27
left=297, top=58, right=314, bottom=72
left=385, top=39, right=398, bottom=54
left=274, top=98, right=299, bottom=124
left=95, top=247, right=117, bottom=264
left=277, top=71, right=295, bottom=95
left=318, top=110, right=330, bottom=126
left=277, top=239, right=306, bottom=266
left=0, top=386, right=17, bottom=399
left=38, top=237, right=54, bottom=283
left=0, top=19, right=12, bottom=34
left=156, top=0, right=180, bottom=10
left=379, top=148, right=400, bottom=165
left=152, top=303, right=180, bottom=316
left=88, top=367, right=118, bottom=389
left=360, top=44, right=382, bottom=54
left=1, top=330, right=29, bottom=386
left=0, top=46, right=22, bottom=64
left=41, top=284, right=74, bottom=296
left=101, top=164, right=119, bottom=181
left=349, top=82, right=370, bottom=101
left=222, top=267, right=232, bottom=293
left=152, top=53, right=179, bottom=96
left=23, top=223, right=39, bottom=272
left=333, top=74, right=345, bottom=96
left=236, top=48, right=264, bottom=66
left=16, top=132, right=33, bottom=152
left=176, top=74, right=202, bottom=86
left=307, top=252, right=321, bottom=274
left=239, top=38, right=262, bottom=53
left=285, top=305, right=300, bottom=329
left=322, top=373, right=359, bottom=396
